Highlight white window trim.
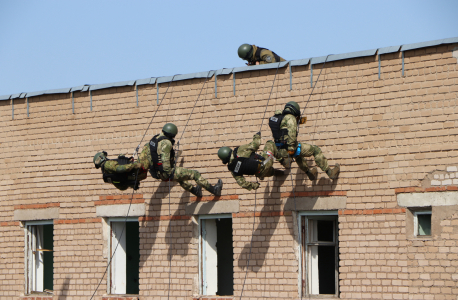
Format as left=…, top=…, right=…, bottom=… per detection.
left=107, top=217, right=138, bottom=295
left=413, top=210, right=432, bottom=237
left=24, top=220, right=53, bottom=295
left=198, top=214, right=232, bottom=295
left=297, top=211, right=338, bottom=298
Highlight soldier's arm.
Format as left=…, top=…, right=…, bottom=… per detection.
left=232, top=172, right=257, bottom=191
left=159, top=140, right=173, bottom=173
left=260, top=50, right=275, bottom=64
left=284, top=115, right=299, bottom=152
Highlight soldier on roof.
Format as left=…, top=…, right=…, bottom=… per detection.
left=238, top=44, right=286, bottom=65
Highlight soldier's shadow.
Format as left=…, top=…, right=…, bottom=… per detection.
left=139, top=153, right=185, bottom=271
left=139, top=180, right=175, bottom=271
left=237, top=171, right=288, bottom=272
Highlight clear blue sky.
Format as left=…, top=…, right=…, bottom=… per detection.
left=1, top=0, right=457, bottom=96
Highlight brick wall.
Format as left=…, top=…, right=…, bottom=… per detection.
left=1, top=42, right=458, bottom=299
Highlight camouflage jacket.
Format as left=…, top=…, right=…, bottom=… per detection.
left=229, top=133, right=261, bottom=191
left=250, top=45, right=285, bottom=65
left=275, top=109, right=298, bottom=152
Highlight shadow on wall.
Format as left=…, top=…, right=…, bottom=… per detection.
left=139, top=180, right=170, bottom=270
left=139, top=157, right=194, bottom=270
left=237, top=163, right=339, bottom=272
left=57, top=276, right=71, bottom=300
left=237, top=170, right=288, bottom=271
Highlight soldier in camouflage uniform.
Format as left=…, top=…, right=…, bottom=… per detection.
left=142, top=123, right=223, bottom=197
left=217, top=133, right=284, bottom=191
left=238, top=44, right=285, bottom=65
left=93, top=152, right=147, bottom=191
left=267, top=101, right=340, bottom=180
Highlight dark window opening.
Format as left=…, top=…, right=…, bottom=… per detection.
left=125, top=222, right=140, bottom=294
left=42, top=224, right=53, bottom=291
left=216, top=218, right=234, bottom=296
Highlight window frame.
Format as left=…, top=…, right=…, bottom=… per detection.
left=107, top=217, right=140, bottom=295
left=24, top=220, right=54, bottom=295
left=298, top=211, right=339, bottom=298
left=413, top=210, right=432, bottom=237
left=198, top=214, right=232, bottom=296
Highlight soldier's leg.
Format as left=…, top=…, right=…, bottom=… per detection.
left=173, top=167, right=222, bottom=196
left=258, top=141, right=284, bottom=179
left=264, top=140, right=291, bottom=169
left=297, top=143, right=329, bottom=172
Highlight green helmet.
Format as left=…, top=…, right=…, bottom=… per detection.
left=284, top=101, right=301, bottom=117
left=162, top=123, right=178, bottom=138
left=217, top=147, right=232, bottom=164
left=238, top=44, right=253, bottom=60
left=93, top=152, right=107, bottom=169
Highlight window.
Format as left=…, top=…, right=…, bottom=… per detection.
left=199, top=214, right=233, bottom=296
left=25, top=221, right=54, bottom=294
left=414, top=210, right=432, bottom=236
left=300, top=213, right=339, bottom=297
left=109, top=218, right=139, bottom=295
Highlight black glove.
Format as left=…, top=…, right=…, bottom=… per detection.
left=256, top=131, right=261, bottom=137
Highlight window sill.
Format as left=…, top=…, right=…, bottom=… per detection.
left=20, top=296, right=53, bottom=300
left=102, top=296, right=139, bottom=300
left=193, top=297, right=233, bottom=300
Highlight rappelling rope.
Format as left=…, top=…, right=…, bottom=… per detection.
left=240, top=62, right=281, bottom=300
left=89, top=75, right=177, bottom=300
left=166, top=71, right=212, bottom=299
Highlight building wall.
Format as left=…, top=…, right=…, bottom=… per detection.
left=1, top=42, right=458, bottom=299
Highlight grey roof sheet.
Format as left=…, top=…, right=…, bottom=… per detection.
left=290, top=58, right=310, bottom=66
left=311, top=49, right=377, bottom=64
left=215, top=68, right=234, bottom=76
left=0, top=94, right=11, bottom=101
left=89, top=80, right=136, bottom=91
left=136, top=77, right=156, bottom=86
left=11, top=93, right=27, bottom=99
left=70, top=85, right=90, bottom=92
left=27, top=87, right=72, bottom=98
left=401, top=37, right=458, bottom=52
left=233, top=61, right=289, bottom=73
left=378, top=45, right=401, bottom=55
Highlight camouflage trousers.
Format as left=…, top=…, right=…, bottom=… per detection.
left=264, top=140, right=329, bottom=173
left=160, top=167, right=211, bottom=192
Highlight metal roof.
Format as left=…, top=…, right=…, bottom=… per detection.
left=378, top=45, right=401, bottom=55
left=0, top=94, right=11, bottom=101
left=136, top=77, right=156, bottom=86
left=89, top=80, right=136, bottom=91
left=401, top=37, right=458, bottom=52
left=3, top=36, right=457, bottom=99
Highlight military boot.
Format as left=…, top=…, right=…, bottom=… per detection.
left=326, top=164, right=340, bottom=180
left=207, top=179, right=223, bottom=196
left=190, top=185, right=202, bottom=197
left=305, top=167, right=318, bottom=181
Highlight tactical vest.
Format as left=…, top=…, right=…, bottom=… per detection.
left=268, top=110, right=294, bottom=146
left=149, top=134, right=175, bottom=179
left=102, top=156, right=137, bottom=184
left=227, top=147, right=264, bottom=176
left=254, top=46, right=282, bottom=63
